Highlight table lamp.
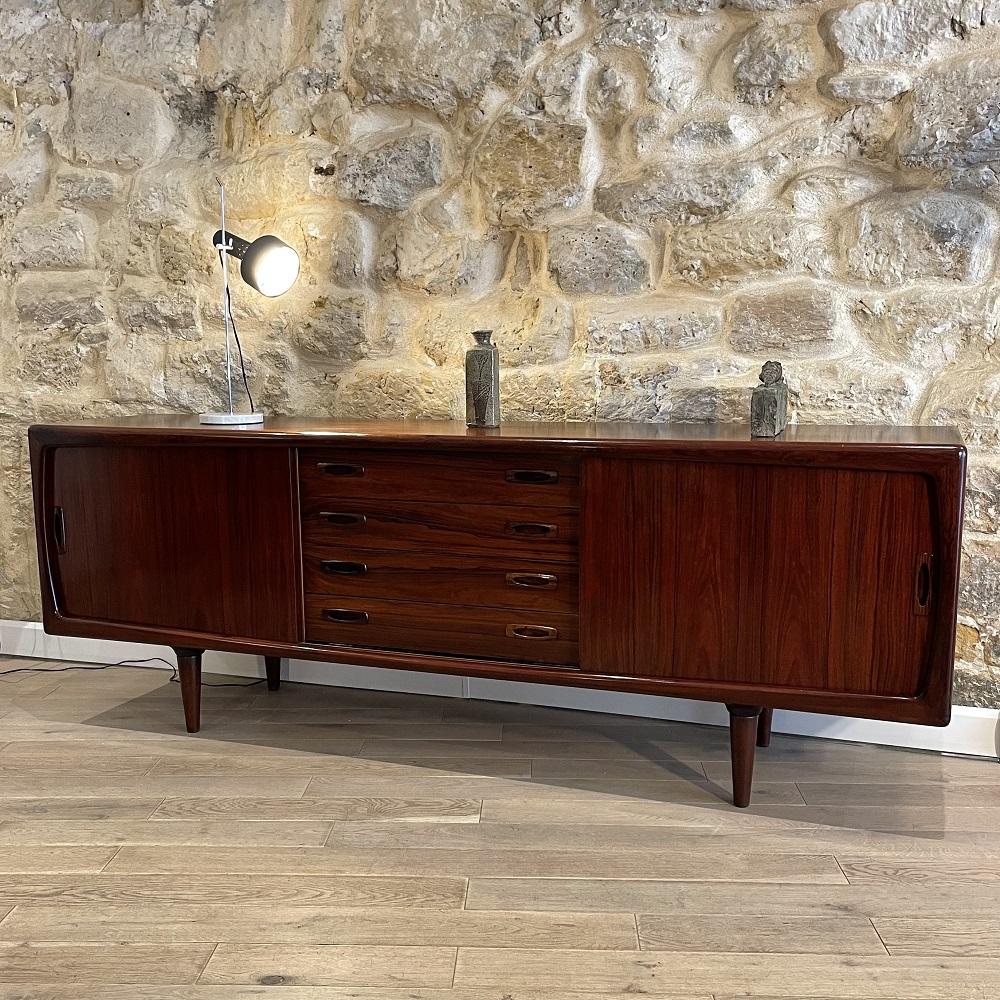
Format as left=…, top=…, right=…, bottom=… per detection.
left=200, top=183, right=300, bottom=425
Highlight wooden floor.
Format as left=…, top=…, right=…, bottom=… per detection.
left=0, top=658, right=998, bottom=999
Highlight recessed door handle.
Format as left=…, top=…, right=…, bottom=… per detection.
left=506, top=469, right=559, bottom=485
left=319, top=512, right=366, bottom=526
left=506, top=572, right=558, bottom=590
left=505, top=522, right=558, bottom=538
left=914, top=552, right=933, bottom=615
left=320, top=560, right=368, bottom=576
left=52, top=506, right=66, bottom=554
left=506, top=624, right=558, bottom=640
left=318, top=462, right=365, bottom=477
left=322, top=608, right=369, bottom=624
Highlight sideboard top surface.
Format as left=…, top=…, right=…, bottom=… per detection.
left=28, top=416, right=966, bottom=453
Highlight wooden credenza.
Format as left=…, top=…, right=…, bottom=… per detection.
left=29, top=418, right=966, bottom=806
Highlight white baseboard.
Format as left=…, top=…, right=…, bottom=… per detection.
left=2, top=619, right=998, bottom=759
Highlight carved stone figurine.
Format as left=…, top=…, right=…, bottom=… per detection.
left=465, top=330, right=501, bottom=428
left=750, top=360, right=788, bottom=438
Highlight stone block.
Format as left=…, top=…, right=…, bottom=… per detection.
left=118, top=280, right=202, bottom=341
left=586, top=297, right=722, bottom=354
left=60, top=74, right=174, bottom=170
left=334, top=362, right=463, bottom=420
left=0, top=3, right=75, bottom=102
left=733, top=20, right=817, bottom=107
left=595, top=161, right=763, bottom=231
left=842, top=192, right=997, bottom=287
left=331, top=134, right=443, bottom=211
left=789, top=356, right=922, bottom=423
left=824, top=70, right=912, bottom=104
left=967, top=464, right=1000, bottom=533
left=547, top=222, right=651, bottom=295
left=9, top=211, right=97, bottom=270
left=673, top=212, right=830, bottom=289
left=921, top=365, right=1000, bottom=448
left=14, top=273, right=109, bottom=333
left=896, top=56, right=1000, bottom=168
left=352, top=0, right=542, bottom=116
left=55, top=168, right=125, bottom=208
left=501, top=362, right=598, bottom=422
left=294, top=296, right=373, bottom=363
left=729, top=281, right=845, bottom=358
left=476, top=117, right=587, bottom=225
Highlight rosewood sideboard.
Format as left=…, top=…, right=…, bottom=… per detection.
left=28, top=418, right=966, bottom=806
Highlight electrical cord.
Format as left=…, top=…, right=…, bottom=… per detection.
left=217, top=247, right=256, bottom=414
left=0, top=657, right=265, bottom=688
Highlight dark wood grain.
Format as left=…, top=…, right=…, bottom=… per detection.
left=727, top=705, right=763, bottom=808
left=305, top=596, right=579, bottom=667
left=303, top=546, right=578, bottom=614
left=40, top=444, right=300, bottom=642
left=174, top=648, right=203, bottom=734
left=28, top=417, right=966, bottom=809
left=300, top=449, right=579, bottom=508
left=757, top=708, right=773, bottom=749
left=302, top=499, right=579, bottom=563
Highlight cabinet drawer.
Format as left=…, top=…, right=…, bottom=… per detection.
left=305, top=596, right=579, bottom=667
left=300, top=449, right=579, bottom=508
left=303, top=546, right=578, bottom=613
left=301, top=500, right=578, bottom=563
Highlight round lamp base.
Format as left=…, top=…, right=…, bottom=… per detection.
left=199, top=412, right=265, bottom=425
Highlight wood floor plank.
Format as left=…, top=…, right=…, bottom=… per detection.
left=0, top=758, right=159, bottom=777
left=0, top=847, right=119, bottom=874
left=452, top=948, right=1000, bottom=997
left=150, top=796, right=482, bottom=822
left=149, top=755, right=530, bottom=778
left=0, top=821, right=333, bottom=847
left=199, top=944, right=457, bottom=987
left=481, top=797, right=1000, bottom=833
left=840, top=858, right=1000, bottom=885
left=798, top=783, right=1000, bottom=807
left=703, top=758, right=1000, bottom=784
left=0, top=903, right=639, bottom=949
left=0, top=798, right=163, bottom=820
left=872, top=917, right=1000, bottom=957
left=466, top=877, right=1000, bottom=918
left=106, top=845, right=846, bottom=881
left=637, top=913, right=886, bottom=954
left=0, top=989, right=712, bottom=1000
left=0, top=777, right=313, bottom=799
left=0, top=873, right=467, bottom=907
left=323, top=819, right=986, bottom=856
left=0, top=943, right=215, bottom=984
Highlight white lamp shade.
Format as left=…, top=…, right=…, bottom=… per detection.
left=241, top=235, right=300, bottom=297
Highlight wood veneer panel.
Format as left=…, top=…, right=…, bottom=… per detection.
left=48, top=445, right=299, bottom=641
left=300, top=448, right=579, bottom=507
left=303, top=545, right=578, bottom=613
left=302, top=498, right=579, bottom=563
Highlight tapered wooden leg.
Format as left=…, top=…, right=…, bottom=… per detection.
left=757, top=707, right=773, bottom=748
left=174, top=647, right=203, bottom=734
left=727, top=704, right=763, bottom=808
left=264, top=656, right=282, bottom=691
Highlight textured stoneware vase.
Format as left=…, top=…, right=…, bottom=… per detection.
left=465, top=329, right=500, bottom=428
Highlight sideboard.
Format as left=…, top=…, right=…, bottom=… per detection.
left=29, top=418, right=966, bottom=806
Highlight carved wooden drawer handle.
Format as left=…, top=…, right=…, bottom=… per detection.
left=318, top=462, right=365, bottom=477
left=506, top=624, right=558, bottom=640
left=506, top=572, right=558, bottom=590
left=506, top=469, right=559, bottom=485
left=505, top=522, right=558, bottom=538
left=319, top=512, right=367, bottom=526
left=322, top=608, right=369, bottom=624
left=320, top=560, right=368, bottom=576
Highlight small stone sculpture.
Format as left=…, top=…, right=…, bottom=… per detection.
left=750, top=360, right=788, bottom=438
left=465, top=330, right=501, bottom=428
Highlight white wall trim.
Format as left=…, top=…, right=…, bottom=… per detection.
left=3, top=618, right=998, bottom=760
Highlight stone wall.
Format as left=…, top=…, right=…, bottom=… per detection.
left=1, top=0, right=999, bottom=706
